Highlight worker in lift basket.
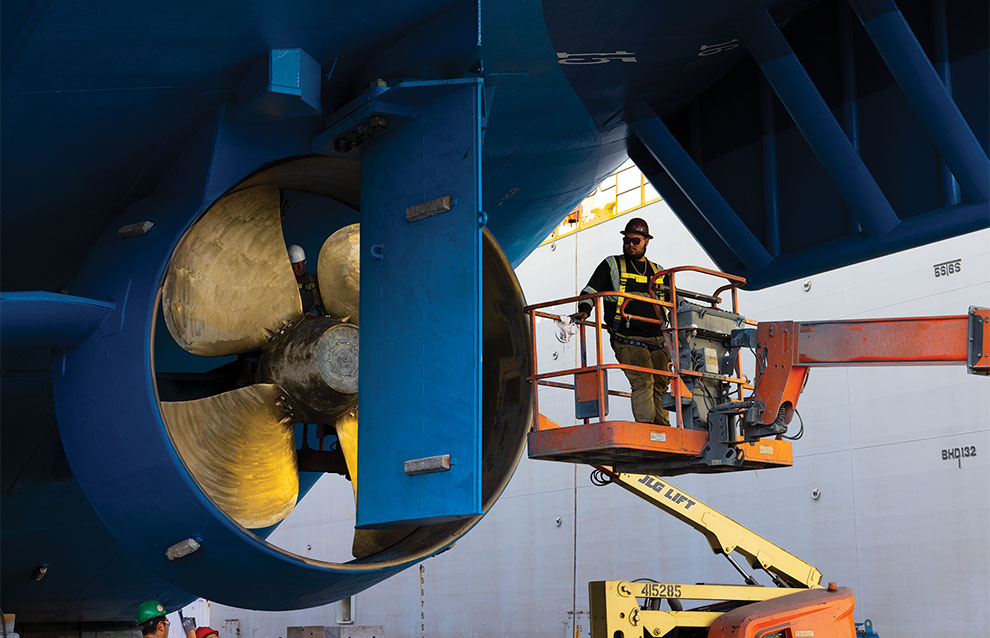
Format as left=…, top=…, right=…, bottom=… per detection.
left=287, top=244, right=325, bottom=316
left=570, top=217, right=672, bottom=426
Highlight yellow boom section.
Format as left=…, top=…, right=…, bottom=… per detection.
left=602, top=467, right=822, bottom=590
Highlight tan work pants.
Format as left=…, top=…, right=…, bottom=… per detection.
left=611, top=335, right=672, bottom=426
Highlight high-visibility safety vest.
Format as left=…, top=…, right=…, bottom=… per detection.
left=297, top=273, right=323, bottom=314
left=605, top=255, right=666, bottom=330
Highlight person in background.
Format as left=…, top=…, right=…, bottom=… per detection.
left=136, top=601, right=170, bottom=638
left=180, top=613, right=199, bottom=638
left=288, top=244, right=325, bottom=316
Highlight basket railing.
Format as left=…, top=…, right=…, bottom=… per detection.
left=524, top=265, right=752, bottom=431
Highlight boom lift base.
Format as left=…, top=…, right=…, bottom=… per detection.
left=590, top=581, right=856, bottom=638
left=528, top=416, right=792, bottom=475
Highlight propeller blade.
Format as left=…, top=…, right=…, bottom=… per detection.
left=335, top=409, right=359, bottom=501
left=317, top=223, right=360, bottom=324
left=352, top=527, right=417, bottom=560
left=334, top=409, right=416, bottom=558
left=161, top=383, right=299, bottom=529
left=163, top=184, right=303, bottom=356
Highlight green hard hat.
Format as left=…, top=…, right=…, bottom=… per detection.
left=136, top=600, right=167, bottom=624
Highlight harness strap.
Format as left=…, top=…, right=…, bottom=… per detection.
left=611, top=257, right=664, bottom=330
left=612, top=334, right=665, bottom=352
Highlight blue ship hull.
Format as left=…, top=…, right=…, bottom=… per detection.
left=1, top=0, right=986, bottom=620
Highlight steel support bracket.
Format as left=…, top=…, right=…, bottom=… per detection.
left=968, top=306, right=990, bottom=376
left=313, top=77, right=484, bottom=155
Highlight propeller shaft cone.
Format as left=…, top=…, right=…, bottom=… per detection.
left=257, top=317, right=359, bottom=424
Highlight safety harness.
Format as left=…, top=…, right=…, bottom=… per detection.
left=603, top=256, right=667, bottom=351
left=580, top=256, right=668, bottom=349
left=297, top=273, right=323, bottom=314
left=612, top=334, right=665, bottom=352
left=297, top=278, right=319, bottom=293
left=609, top=255, right=665, bottom=323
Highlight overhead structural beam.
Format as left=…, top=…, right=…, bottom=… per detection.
left=838, top=1, right=862, bottom=155
left=738, top=11, right=900, bottom=238
left=627, top=103, right=773, bottom=270
left=838, top=1, right=864, bottom=235
left=848, top=0, right=988, bottom=204
left=742, top=201, right=988, bottom=288
left=930, top=0, right=961, bottom=206
left=759, top=79, right=781, bottom=257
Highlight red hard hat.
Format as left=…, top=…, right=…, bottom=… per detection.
left=620, top=217, right=653, bottom=239
left=195, top=628, right=219, bottom=638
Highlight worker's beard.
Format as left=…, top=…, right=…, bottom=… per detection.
left=623, top=243, right=647, bottom=260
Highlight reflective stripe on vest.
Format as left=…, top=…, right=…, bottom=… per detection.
left=611, top=256, right=663, bottom=328
left=297, top=273, right=318, bottom=291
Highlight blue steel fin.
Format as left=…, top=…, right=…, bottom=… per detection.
left=0, top=291, right=114, bottom=350
left=357, top=80, right=484, bottom=528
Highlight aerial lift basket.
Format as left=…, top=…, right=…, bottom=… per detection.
left=525, top=265, right=793, bottom=476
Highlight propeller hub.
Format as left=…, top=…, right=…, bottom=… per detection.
left=258, top=317, right=359, bottom=424
left=317, top=322, right=359, bottom=393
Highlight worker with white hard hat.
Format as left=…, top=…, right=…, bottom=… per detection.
left=287, top=244, right=324, bottom=316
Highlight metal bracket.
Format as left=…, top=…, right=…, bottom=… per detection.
left=968, top=306, right=989, bottom=376
left=730, top=328, right=758, bottom=348
left=406, top=195, right=453, bottom=222
left=404, top=454, right=452, bottom=476
left=702, top=411, right=746, bottom=469
left=117, top=221, right=154, bottom=238
left=313, top=77, right=484, bottom=155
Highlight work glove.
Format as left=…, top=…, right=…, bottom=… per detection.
left=181, top=617, right=197, bottom=633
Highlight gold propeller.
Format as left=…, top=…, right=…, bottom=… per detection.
left=317, top=223, right=360, bottom=323
left=335, top=409, right=360, bottom=502
left=162, top=184, right=303, bottom=357
left=161, top=384, right=299, bottom=529
left=159, top=193, right=413, bottom=552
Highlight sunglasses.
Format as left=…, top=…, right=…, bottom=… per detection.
left=622, top=236, right=643, bottom=246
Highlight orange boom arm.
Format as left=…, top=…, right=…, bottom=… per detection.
left=754, top=309, right=988, bottom=427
